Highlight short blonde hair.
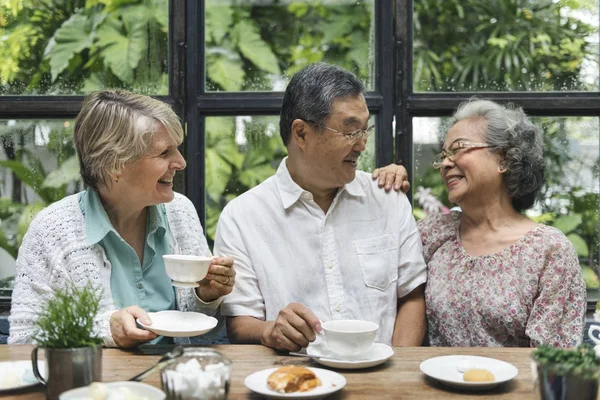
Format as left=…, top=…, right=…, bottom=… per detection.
left=74, top=90, right=184, bottom=189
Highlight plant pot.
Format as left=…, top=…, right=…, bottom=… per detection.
left=31, top=345, right=102, bottom=400
left=532, top=360, right=599, bottom=400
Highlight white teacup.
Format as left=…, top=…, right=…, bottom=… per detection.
left=319, top=319, right=378, bottom=359
left=588, top=325, right=600, bottom=356
left=163, top=255, right=211, bottom=288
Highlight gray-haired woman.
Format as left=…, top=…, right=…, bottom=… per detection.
left=374, top=99, right=585, bottom=347
left=9, top=90, right=235, bottom=348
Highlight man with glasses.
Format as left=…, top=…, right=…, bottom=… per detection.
left=215, top=63, right=427, bottom=351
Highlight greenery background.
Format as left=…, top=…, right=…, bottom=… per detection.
left=0, top=0, right=597, bottom=288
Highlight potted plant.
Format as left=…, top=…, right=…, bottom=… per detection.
left=531, top=344, right=600, bottom=400
left=31, top=282, right=103, bottom=400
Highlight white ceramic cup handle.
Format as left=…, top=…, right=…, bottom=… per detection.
left=315, top=319, right=326, bottom=343
left=588, top=325, right=600, bottom=345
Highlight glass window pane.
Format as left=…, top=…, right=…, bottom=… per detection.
left=204, top=115, right=377, bottom=244
left=413, top=0, right=599, bottom=92
left=0, top=119, right=80, bottom=291
left=412, top=116, right=600, bottom=300
left=204, top=0, right=375, bottom=92
left=0, top=2, right=169, bottom=95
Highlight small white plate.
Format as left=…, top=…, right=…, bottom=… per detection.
left=420, top=355, right=519, bottom=390
left=137, top=310, right=218, bottom=337
left=244, top=367, right=346, bottom=399
left=0, top=360, right=45, bottom=392
left=59, top=381, right=165, bottom=399
left=306, top=342, right=394, bottom=369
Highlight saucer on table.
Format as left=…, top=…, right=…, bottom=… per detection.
left=305, top=342, right=394, bottom=369
left=60, top=381, right=165, bottom=400
left=244, top=367, right=346, bottom=399
left=0, top=360, right=45, bottom=392
left=137, top=310, right=218, bottom=337
left=419, top=355, right=519, bottom=390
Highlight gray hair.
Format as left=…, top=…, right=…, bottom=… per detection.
left=279, top=62, right=365, bottom=145
left=451, top=99, right=544, bottom=211
left=74, top=90, right=183, bottom=190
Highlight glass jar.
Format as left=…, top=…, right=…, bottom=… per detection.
left=160, top=348, right=231, bottom=400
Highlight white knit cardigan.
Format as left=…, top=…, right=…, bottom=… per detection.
left=8, top=192, right=219, bottom=347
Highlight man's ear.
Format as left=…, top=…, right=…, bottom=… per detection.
left=291, top=119, right=308, bottom=150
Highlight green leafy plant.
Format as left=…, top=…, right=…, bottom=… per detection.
left=34, top=282, right=103, bottom=349
left=532, top=345, right=600, bottom=380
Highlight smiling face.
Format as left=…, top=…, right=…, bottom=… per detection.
left=440, top=118, right=504, bottom=206
left=115, top=122, right=186, bottom=207
left=302, top=95, right=370, bottom=191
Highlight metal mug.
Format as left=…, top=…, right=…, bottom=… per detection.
left=31, top=346, right=102, bottom=400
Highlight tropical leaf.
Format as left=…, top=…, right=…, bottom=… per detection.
left=45, top=13, right=94, bottom=81
left=232, top=20, right=281, bottom=75
left=0, top=160, right=44, bottom=195
left=238, top=164, right=276, bottom=188
left=205, top=148, right=232, bottom=201
left=96, top=8, right=150, bottom=84
left=207, top=54, right=244, bottom=91
left=147, top=0, right=168, bottom=29
left=206, top=1, right=232, bottom=43
left=553, top=214, right=582, bottom=235
left=567, top=233, right=589, bottom=257
left=42, top=155, right=80, bottom=188
left=17, top=203, right=46, bottom=247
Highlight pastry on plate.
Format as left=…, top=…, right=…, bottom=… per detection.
left=267, top=366, right=322, bottom=393
left=463, top=368, right=495, bottom=382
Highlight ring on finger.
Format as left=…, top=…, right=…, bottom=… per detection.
left=224, top=276, right=230, bottom=285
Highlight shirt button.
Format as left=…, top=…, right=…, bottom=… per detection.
left=328, top=264, right=334, bottom=270
left=335, top=305, right=341, bottom=312
left=137, top=282, right=143, bottom=289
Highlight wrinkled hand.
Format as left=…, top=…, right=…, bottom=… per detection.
left=196, top=256, right=235, bottom=303
left=261, top=303, right=322, bottom=352
left=110, top=306, right=157, bottom=348
left=372, top=164, right=410, bottom=193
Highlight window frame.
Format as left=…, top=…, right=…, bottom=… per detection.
left=186, top=0, right=396, bottom=224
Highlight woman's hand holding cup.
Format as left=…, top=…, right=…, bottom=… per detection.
left=196, top=256, right=236, bottom=302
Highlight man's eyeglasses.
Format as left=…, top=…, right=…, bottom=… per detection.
left=432, top=141, right=495, bottom=169
left=305, top=120, right=375, bottom=142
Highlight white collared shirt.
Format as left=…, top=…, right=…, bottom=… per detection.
left=216, top=159, right=427, bottom=345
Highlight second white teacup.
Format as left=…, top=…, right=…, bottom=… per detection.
left=320, top=319, right=378, bottom=359
left=163, top=255, right=211, bottom=288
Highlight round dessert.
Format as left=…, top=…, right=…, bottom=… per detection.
left=463, top=368, right=495, bottom=382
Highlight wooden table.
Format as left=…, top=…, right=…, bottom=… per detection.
left=0, top=345, right=538, bottom=399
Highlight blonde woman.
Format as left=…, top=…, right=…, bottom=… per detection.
left=9, top=90, right=235, bottom=348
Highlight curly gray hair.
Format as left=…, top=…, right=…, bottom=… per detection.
left=451, top=99, right=544, bottom=212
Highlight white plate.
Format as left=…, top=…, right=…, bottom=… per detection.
left=0, top=360, right=45, bottom=392
left=137, top=310, right=218, bottom=337
left=59, top=381, right=165, bottom=400
left=306, top=342, right=394, bottom=369
left=419, top=355, right=519, bottom=390
left=244, top=367, right=346, bottom=400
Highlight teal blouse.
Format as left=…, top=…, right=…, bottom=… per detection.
left=79, top=190, right=176, bottom=314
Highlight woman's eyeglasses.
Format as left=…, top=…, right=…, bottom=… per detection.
left=305, top=120, right=375, bottom=142
left=432, top=141, right=495, bottom=169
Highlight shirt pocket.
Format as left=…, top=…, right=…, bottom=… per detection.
left=353, top=234, right=399, bottom=291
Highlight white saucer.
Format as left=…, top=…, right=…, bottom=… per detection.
left=60, top=381, right=165, bottom=400
left=0, top=360, right=45, bottom=392
left=419, top=355, right=519, bottom=390
left=137, top=310, right=218, bottom=337
left=306, top=342, right=394, bottom=369
left=244, top=367, right=346, bottom=399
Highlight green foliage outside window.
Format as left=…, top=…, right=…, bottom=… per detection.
left=0, top=0, right=597, bottom=286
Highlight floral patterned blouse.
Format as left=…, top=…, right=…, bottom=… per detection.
left=419, top=211, right=586, bottom=348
